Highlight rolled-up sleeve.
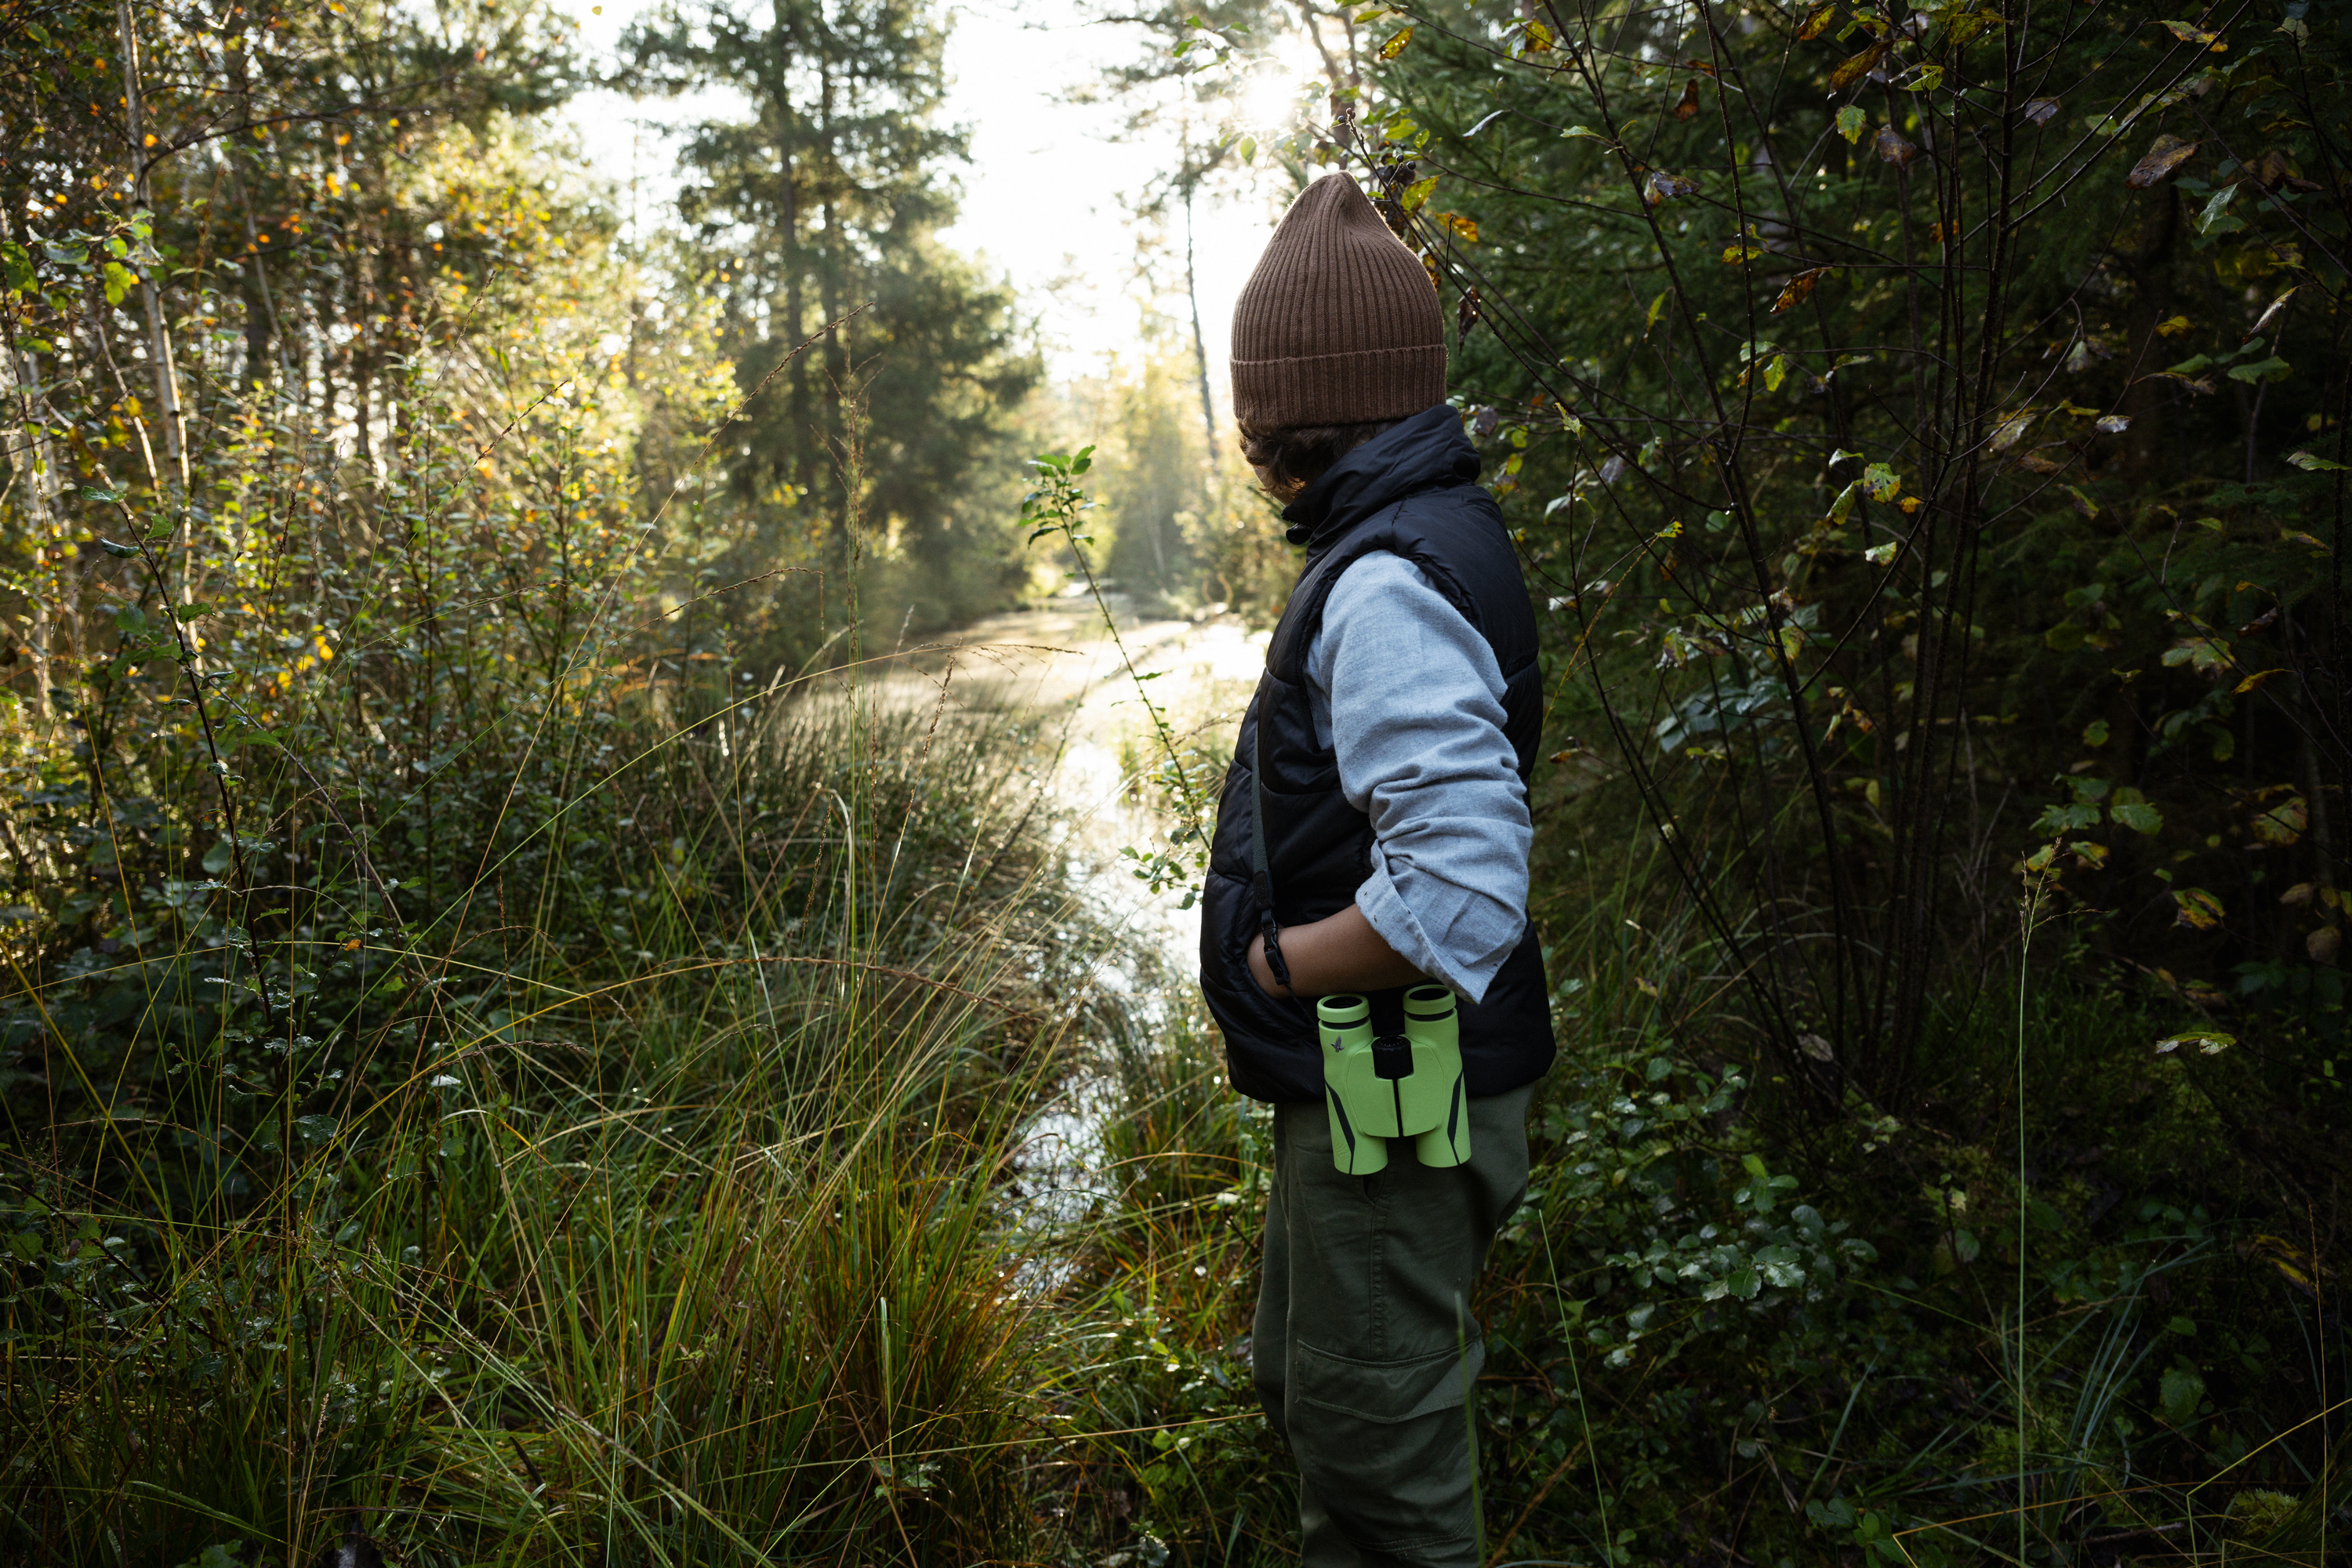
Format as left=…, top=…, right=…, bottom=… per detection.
left=1305, top=551, right=1530, bottom=1000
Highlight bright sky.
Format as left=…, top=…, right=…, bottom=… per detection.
left=554, top=0, right=1315, bottom=399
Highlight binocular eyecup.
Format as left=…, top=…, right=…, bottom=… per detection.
left=1315, top=985, right=1472, bottom=1175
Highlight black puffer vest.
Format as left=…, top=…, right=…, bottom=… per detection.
left=1199, top=405, right=1555, bottom=1104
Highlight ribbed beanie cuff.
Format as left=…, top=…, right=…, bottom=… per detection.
left=1230, top=175, right=1446, bottom=430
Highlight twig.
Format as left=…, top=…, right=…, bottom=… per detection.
left=1019, top=448, right=1214, bottom=902
left=100, top=495, right=273, bottom=1031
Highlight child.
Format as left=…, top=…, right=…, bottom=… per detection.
left=1198, top=172, right=1555, bottom=1568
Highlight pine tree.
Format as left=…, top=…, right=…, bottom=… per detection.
left=622, top=0, right=1036, bottom=631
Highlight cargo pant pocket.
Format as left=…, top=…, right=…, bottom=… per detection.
left=1288, top=1338, right=1486, bottom=1563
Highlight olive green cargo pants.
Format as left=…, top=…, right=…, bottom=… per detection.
left=1252, top=1083, right=1534, bottom=1568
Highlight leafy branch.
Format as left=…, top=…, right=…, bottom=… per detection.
left=1022, top=448, right=1214, bottom=907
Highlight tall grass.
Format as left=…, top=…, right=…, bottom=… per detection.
left=0, top=661, right=1117, bottom=1563
left=0, top=256, right=1142, bottom=1561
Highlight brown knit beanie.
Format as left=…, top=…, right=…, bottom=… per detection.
left=1230, top=173, right=1446, bottom=430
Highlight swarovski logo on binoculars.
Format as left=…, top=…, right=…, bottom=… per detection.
left=1316, top=985, right=1472, bottom=1175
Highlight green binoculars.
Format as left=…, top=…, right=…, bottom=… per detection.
left=1315, top=985, right=1471, bottom=1175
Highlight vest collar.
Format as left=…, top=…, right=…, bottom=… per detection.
left=1279, top=404, right=1481, bottom=546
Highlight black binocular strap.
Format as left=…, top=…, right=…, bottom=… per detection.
left=1250, top=721, right=1301, bottom=1000
left=1250, top=719, right=1274, bottom=909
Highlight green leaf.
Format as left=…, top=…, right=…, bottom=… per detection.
left=1560, top=124, right=1613, bottom=143
left=98, top=539, right=141, bottom=560
left=202, top=838, right=235, bottom=876
left=1861, top=462, right=1900, bottom=501
left=2158, top=1365, right=2205, bottom=1425
left=2194, top=183, right=2241, bottom=234
left=2109, top=787, right=2163, bottom=835
left=2162, top=635, right=2231, bottom=672
left=1932, top=1227, right=1981, bottom=1273
left=2228, top=356, right=2290, bottom=383
left=2032, top=801, right=2100, bottom=833
left=1836, top=105, right=1869, bottom=143
left=1399, top=174, right=1439, bottom=212
left=2285, top=450, right=2346, bottom=472
left=101, top=260, right=136, bottom=307
left=2045, top=620, right=2088, bottom=652
left=2082, top=718, right=2111, bottom=746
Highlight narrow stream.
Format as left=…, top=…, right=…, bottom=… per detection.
left=866, top=592, right=1265, bottom=1233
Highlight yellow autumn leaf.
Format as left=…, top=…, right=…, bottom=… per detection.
left=1770, top=267, right=1830, bottom=313
left=1830, top=39, right=1890, bottom=91
left=2172, top=888, right=2226, bottom=930
left=2158, top=18, right=2227, bottom=49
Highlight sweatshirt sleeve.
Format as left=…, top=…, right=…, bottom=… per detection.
left=1305, top=550, right=1531, bottom=1000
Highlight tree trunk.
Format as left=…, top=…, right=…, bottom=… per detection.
left=0, top=214, right=62, bottom=718
left=771, top=0, right=809, bottom=503
left=117, top=0, right=188, bottom=487
left=1185, top=175, right=1218, bottom=463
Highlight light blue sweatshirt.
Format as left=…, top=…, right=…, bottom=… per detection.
left=1302, top=551, right=1532, bottom=1001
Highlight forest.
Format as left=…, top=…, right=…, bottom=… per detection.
left=0, top=0, right=2346, bottom=1563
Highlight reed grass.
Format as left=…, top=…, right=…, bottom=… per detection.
left=0, top=664, right=1117, bottom=1566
